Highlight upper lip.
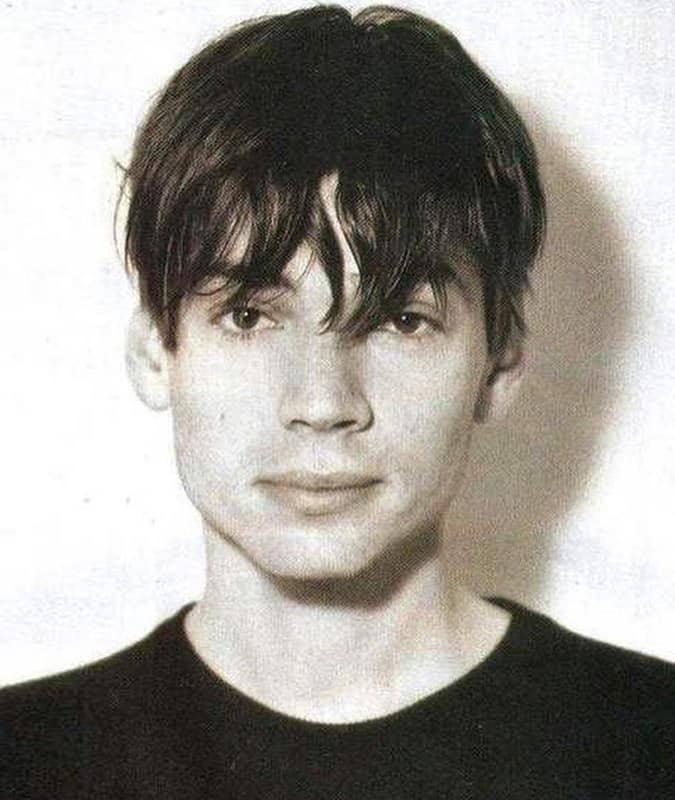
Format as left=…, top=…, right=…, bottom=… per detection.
left=258, top=470, right=380, bottom=491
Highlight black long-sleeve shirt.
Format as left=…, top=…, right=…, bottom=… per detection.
left=1, top=599, right=674, bottom=798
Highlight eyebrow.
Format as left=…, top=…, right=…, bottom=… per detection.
left=196, top=268, right=293, bottom=295
left=200, top=274, right=294, bottom=314
left=196, top=252, right=474, bottom=331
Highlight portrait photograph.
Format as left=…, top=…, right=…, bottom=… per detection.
left=1, top=1, right=674, bottom=797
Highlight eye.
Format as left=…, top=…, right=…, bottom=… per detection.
left=381, top=311, right=439, bottom=337
left=216, top=305, right=278, bottom=337
left=231, top=307, right=262, bottom=329
left=388, top=312, right=424, bottom=334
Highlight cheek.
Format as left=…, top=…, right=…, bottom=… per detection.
left=368, top=344, right=485, bottom=496
left=170, top=333, right=275, bottom=423
left=373, top=345, right=483, bottom=437
left=168, top=355, right=269, bottom=491
left=404, top=395, right=475, bottom=492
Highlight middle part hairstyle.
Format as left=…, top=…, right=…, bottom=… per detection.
left=124, top=5, right=546, bottom=354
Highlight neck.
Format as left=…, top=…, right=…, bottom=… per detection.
left=185, top=526, right=510, bottom=724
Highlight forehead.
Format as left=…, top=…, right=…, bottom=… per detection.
left=184, top=168, right=485, bottom=339
left=239, top=172, right=478, bottom=283
left=198, top=247, right=481, bottom=328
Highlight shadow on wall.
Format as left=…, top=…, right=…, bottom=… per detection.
left=447, top=117, right=631, bottom=605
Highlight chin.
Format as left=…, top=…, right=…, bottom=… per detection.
left=238, top=523, right=388, bottom=583
left=245, top=523, right=435, bottom=596
left=257, top=543, right=378, bottom=583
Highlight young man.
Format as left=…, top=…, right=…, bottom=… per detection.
left=2, top=5, right=673, bottom=798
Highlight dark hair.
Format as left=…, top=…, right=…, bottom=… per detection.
left=123, top=5, right=545, bottom=355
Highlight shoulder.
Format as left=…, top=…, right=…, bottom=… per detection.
left=0, top=607, right=191, bottom=799
left=555, top=620, right=675, bottom=739
left=494, top=595, right=674, bottom=680
left=1, top=609, right=181, bottom=714
left=560, top=618, right=674, bottom=730
left=524, top=602, right=674, bottom=705
left=499, top=597, right=675, bottom=715
left=493, top=598, right=675, bottom=795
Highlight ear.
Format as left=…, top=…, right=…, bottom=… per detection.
left=473, top=337, right=526, bottom=423
left=125, top=308, right=170, bottom=411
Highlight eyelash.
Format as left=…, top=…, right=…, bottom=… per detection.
left=378, top=311, right=443, bottom=339
left=213, top=305, right=281, bottom=339
left=213, top=305, right=444, bottom=341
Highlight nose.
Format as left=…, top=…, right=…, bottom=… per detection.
left=279, top=335, right=373, bottom=434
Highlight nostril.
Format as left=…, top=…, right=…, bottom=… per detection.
left=282, top=398, right=373, bottom=434
left=286, top=414, right=359, bottom=433
left=278, top=341, right=374, bottom=433
left=334, top=419, right=357, bottom=430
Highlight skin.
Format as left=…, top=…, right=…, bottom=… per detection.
left=128, top=177, right=522, bottom=722
left=168, top=252, right=489, bottom=582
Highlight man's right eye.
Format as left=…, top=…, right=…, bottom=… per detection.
left=215, top=306, right=279, bottom=337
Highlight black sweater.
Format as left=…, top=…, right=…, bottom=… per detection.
left=1, top=600, right=674, bottom=799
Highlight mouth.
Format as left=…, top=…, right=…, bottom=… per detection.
left=256, top=471, right=381, bottom=516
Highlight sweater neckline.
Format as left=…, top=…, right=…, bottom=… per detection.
left=165, top=596, right=551, bottom=736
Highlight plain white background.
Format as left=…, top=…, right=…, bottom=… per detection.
left=1, top=0, right=674, bottom=686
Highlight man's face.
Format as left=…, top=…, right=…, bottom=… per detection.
left=161, top=195, right=496, bottom=582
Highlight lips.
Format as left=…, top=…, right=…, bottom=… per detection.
left=260, top=470, right=379, bottom=491
left=256, top=471, right=381, bottom=516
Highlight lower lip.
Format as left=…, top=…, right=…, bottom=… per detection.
left=260, top=483, right=379, bottom=516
